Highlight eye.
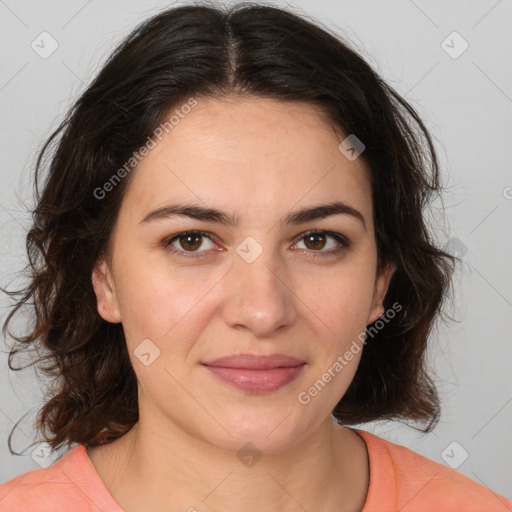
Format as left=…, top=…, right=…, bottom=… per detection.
left=293, top=230, right=350, bottom=256
left=163, top=231, right=217, bottom=257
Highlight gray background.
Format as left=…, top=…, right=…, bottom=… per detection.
left=1, top=0, right=511, bottom=501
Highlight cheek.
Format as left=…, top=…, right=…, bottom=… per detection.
left=114, top=255, right=219, bottom=357
left=298, top=260, right=376, bottom=334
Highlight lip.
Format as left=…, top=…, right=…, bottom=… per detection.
left=202, top=353, right=306, bottom=369
left=201, top=353, right=307, bottom=393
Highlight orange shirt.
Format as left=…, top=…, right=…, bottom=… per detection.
left=1, top=429, right=510, bottom=511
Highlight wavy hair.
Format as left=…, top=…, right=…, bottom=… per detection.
left=2, top=2, right=456, bottom=453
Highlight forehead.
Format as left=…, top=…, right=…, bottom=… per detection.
left=120, top=96, right=372, bottom=226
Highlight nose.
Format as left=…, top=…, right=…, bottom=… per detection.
left=221, top=244, right=298, bottom=338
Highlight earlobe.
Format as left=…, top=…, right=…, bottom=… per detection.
left=91, top=259, right=122, bottom=324
left=367, top=262, right=396, bottom=325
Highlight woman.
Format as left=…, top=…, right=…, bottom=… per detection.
left=1, top=3, right=510, bottom=511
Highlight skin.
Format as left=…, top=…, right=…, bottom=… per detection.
left=89, top=95, right=396, bottom=512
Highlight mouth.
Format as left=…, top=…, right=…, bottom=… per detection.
left=201, top=353, right=307, bottom=393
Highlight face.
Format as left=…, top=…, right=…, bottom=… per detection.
left=92, top=95, right=395, bottom=454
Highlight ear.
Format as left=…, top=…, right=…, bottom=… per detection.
left=91, top=258, right=122, bottom=323
left=367, top=262, right=396, bottom=325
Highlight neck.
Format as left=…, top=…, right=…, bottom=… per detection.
left=88, top=415, right=368, bottom=512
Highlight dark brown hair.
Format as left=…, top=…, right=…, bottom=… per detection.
left=2, top=2, right=456, bottom=454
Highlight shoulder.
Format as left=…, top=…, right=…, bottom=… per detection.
left=0, top=445, right=110, bottom=512
left=356, top=429, right=512, bottom=512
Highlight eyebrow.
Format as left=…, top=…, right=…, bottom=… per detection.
left=139, top=200, right=366, bottom=230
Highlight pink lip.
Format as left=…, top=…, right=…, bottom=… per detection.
left=201, top=353, right=307, bottom=393
left=202, top=353, right=306, bottom=369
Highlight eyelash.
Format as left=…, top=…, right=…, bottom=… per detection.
left=162, top=230, right=350, bottom=259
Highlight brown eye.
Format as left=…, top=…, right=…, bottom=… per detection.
left=164, top=231, right=216, bottom=255
left=178, top=233, right=203, bottom=251
left=294, top=230, right=350, bottom=255
left=303, top=233, right=327, bottom=251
